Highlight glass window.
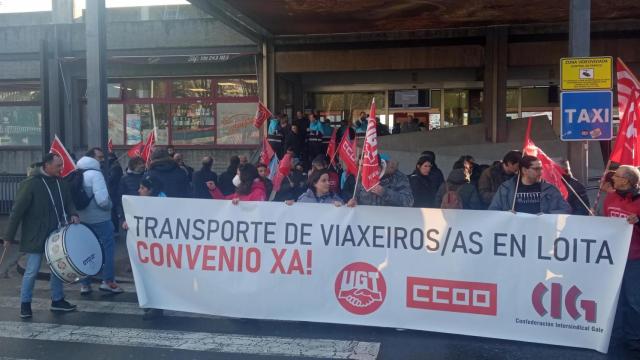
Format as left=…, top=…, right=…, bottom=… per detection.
left=125, top=104, right=169, bottom=145
left=171, top=104, right=215, bottom=145
left=173, top=79, right=212, bottom=98
left=0, top=106, right=41, bottom=146
left=216, top=79, right=258, bottom=97
left=108, top=104, right=124, bottom=145
left=522, top=87, right=551, bottom=107
left=506, top=88, right=519, bottom=110
left=216, top=102, right=260, bottom=145
left=107, top=83, right=122, bottom=99
left=0, top=88, right=40, bottom=102
left=122, top=79, right=168, bottom=99
left=430, top=90, right=441, bottom=109
left=443, top=90, right=468, bottom=127
left=315, top=93, right=345, bottom=114
left=346, top=92, right=385, bottom=122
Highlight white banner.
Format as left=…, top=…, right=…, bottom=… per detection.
left=123, top=196, right=632, bottom=353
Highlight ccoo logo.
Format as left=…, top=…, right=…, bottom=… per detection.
left=335, top=262, right=386, bottom=315
left=531, top=282, right=597, bottom=322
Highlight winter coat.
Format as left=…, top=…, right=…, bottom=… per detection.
left=409, top=171, right=438, bottom=208
left=428, top=166, right=445, bottom=196
left=478, top=162, right=514, bottom=206
left=340, top=172, right=356, bottom=202
left=210, top=179, right=266, bottom=201
left=4, top=167, right=77, bottom=253
left=355, top=170, right=414, bottom=207
left=218, top=169, right=237, bottom=196
left=274, top=170, right=307, bottom=201
left=116, top=170, right=144, bottom=218
left=297, top=189, right=343, bottom=204
left=76, top=156, right=112, bottom=224
left=603, top=189, right=640, bottom=260
left=192, top=167, right=218, bottom=199
left=563, top=174, right=591, bottom=215
left=261, top=177, right=274, bottom=198
left=488, top=178, right=571, bottom=214
left=146, top=158, right=191, bottom=198
left=435, top=182, right=484, bottom=210
left=284, top=131, right=304, bottom=159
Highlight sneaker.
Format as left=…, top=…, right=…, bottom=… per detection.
left=80, top=285, right=92, bottom=295
left=99, top=281, right=124, bottom=294
left=50, top=299, right=77, bottom=312
left=142, top=308, right=163, bottom=320
left=20, top=302, right=32, bottom=318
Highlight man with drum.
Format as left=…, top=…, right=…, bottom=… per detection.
left=2, top=153, right=80, bottom=318
left=77, top=148, right=124, bottom=294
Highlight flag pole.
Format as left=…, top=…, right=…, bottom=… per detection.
left=510, top=172, right=521, bottom=212
left=560, top=176, right=594, bottom=215
left=351, top=137, right=366, bottom=200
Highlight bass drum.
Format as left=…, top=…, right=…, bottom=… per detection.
left=45, top=224, right=104, bottom=284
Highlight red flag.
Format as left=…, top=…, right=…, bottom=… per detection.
left=523, top=118, right=569, bottom=199
left=127, top=141, right=144, bottom=159
left=338, top=129, right=358, bottom=175
left=49, top=135, right=76, bottom=178
left=610, top=58, right=640, bottom=166
left=141, top=131, right=156, bottom=165
left=272, top=152, right=292, bottom=193
left=260, top=137, right=276, bottom=168
left=361, top=98, right=380, bottom=191
left=107, top=138, right=113, bottom=153
left=326, top=128, right=337, bottom=166
left=253, top=102, right=273, bottom=128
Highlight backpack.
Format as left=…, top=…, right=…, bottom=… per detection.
left=441, top=186, right=463, bottom=209
left=67, top=169, right=95, bottom=210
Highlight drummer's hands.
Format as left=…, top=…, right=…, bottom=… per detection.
left=70, top=215, right=80, bottom=224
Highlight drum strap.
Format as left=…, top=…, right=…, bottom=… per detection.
left=41, top=178, right=69, bottom=228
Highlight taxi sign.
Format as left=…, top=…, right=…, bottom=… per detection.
left=560, top=90, right=613, bottom=141
left=560, top=56, right=612, bottom=90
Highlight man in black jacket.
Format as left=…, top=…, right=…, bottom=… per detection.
left=192, top=156, right=218, bottom=199
left=116, top=156, right=145, bottom=220
left=145, top=149, right=190, bottom=198
left=218, top=156, right=240, bottom=196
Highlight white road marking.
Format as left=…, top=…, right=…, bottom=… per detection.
left=0, top=321, right=380, bottom=359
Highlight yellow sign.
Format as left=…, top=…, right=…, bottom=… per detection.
left=561, top=56, right=613, bottom=90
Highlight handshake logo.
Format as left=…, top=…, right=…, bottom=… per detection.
left=335, top=262, right=387, bottom=315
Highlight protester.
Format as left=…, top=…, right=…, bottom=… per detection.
left=173, top=153, right=194, bottom=181
left=166, top=145, right=176, bottom=158
left=192, top=156, right=218, bottom=199
left=435, top=168, right=483, bottom=210
left=274, top=158, right=307, bottom=202
left=145, top=149, right=191, bottom=198
left=76, top=148, right=123, bottom=294
left=116, top=156, right=145, bottom=220
left=602, top=165, right=640, bottom=351
left=595, top=171, right=616, bottom=215
left=256, top=163, right=274, bottom=197
left=488, top=155, right=570, bottom=214
left=284, top=125, right=304, bottom=161
left=558, top=159, right=591, bottom=215
left=2, top=154, right=79, bottom=318
left=478, top=150, right=522, bottom=207
left=294, top=169, right=344, bottom=206
left=207, top=163, right=266, bottom=203
left=309, top=155, right=340, bottom=194
left=267, top=115, right=285, bottom=159
left=420, top=150, right=445, bottom=192
left=239, top=155, right=249, bottom=165
left=348, top=156, right=414, bottom=207
left=218, top=155, right=240, bottom=196
left=409, top=155, right=439, bottom=208
left=107, top=152, right=123, bottom=231
left=307, top=113, right=326, bottom=165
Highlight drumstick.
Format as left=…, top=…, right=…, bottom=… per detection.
left=0, top=245, right=7, bottom=268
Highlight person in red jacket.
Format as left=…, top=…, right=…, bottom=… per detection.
left=206, top=163, right=266, bottom=203
left=603, top=165, right=640, bottom=351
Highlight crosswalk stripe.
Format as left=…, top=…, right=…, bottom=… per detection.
left=0, top=321, right=380, bottom=359
left=0, top=296, right=220, bottom=319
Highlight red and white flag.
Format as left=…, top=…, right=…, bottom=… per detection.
left=253, top=102, right=273, bottom=129
left=49, top=135, right=76, bottom=178
left=523, top=118, right=568, bottom=199
left=127, top=141, right=144, bottom=159
left=272, top=152, right=292, bottom=193
left=141, top=131, right=156, bottom=165
left=610, top=58, right=640, bottom=166
left=107, top=138, right=113, bottom=153
left=338, top=130, right=358, bottom=175
left=326, top=128, right=338, bottom=166
left=361, top=98, right=380, bottom=191
left=260, top=137, right=276, bottom=170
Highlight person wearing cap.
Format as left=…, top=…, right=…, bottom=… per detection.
left=435, top=168, right=483, bottom=210
left=347, top=155, right=414, bottom=207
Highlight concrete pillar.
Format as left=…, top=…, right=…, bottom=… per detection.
left=85, top=0, right=108, bottom=152
left=51, top=0, right=73, bottom=24
left=40, top=40, right=51, bottom=154
left=483, top=26, right=508, bottom=143
left=567, top=0, right=591, bottom=183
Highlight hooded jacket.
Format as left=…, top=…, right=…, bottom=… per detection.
left=488, top=177, right=571, bottom=214
left=297, top=188, right=343, bottom=204
left=355, top=169, right=414, bottom=207
left=603, top=189, right=640, bottom=260
left=146, top=158, right=191, bottom=198
left=409, top=171, right=438, bottom=208
left=76, top=156, right=112, bottom=224
left=478, top=162, right=514, bottom=206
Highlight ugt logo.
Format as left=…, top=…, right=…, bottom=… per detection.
left=531, top=282, right=597, bottom=322
left=335, top=262, right=387, bottom=315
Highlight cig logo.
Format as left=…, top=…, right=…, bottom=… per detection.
left=531, top=282, right=597, bottom=322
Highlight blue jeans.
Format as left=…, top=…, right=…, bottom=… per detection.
left=614, top=259, right=640, bottom=342
left=81, top=221, right=115, bottom=285
left=20, top=253, right=64, bottom=303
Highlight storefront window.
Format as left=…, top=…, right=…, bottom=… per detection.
left=217, top=79, right=258, bottom=97
left=125, top=104, right=169, bottom=145
left=121, top=79, right=168, bottom=99
left=216, top=102, right=260, bottom=145
left=0, top=106, right=41, bottom=146
left=172, top=79, right=212, bottom=98
left=314, top=93, right=345, bottom=114
left=108, top=104, right=124, bottom=145
left=0, top=88, right=40, bottom=102
left=346, top=92, right=385, bottom=121
left=171, top=104, right=215, bottom=145
left=443, top=90, right=468, bottom=127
